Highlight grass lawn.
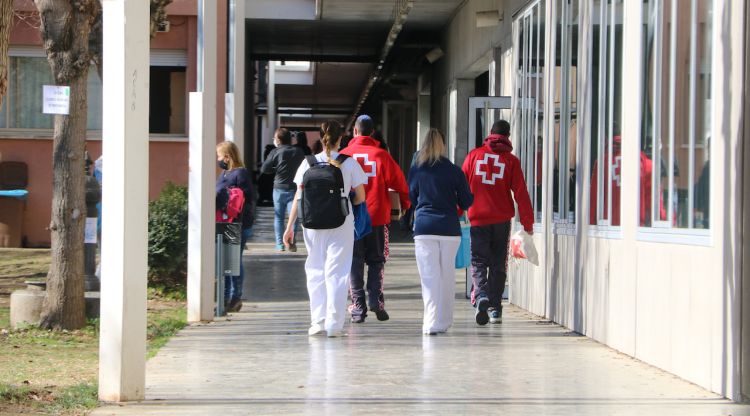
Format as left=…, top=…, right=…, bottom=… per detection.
left=0, top=249, right=187, bottom=415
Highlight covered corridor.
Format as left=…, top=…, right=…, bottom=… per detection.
left=92, top=210, right=749, bottom=415
left=87, top=0, right=749, bottom=406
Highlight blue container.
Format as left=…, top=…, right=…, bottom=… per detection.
left=454, top=219, right=471, bottom=269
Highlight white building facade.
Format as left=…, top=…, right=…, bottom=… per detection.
left=429, top=0, right=747, bottom=402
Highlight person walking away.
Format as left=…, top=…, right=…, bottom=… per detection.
left=408, top=129, right=473, bottom=335
left=340, top=114, right=410, bottom=323
left=311, top=139, right=324, bottom=155
left=261, top=128, right=305, bottom=251
left=284, top=121, right=367, bottom=337
left=294, top=131, right=313, bottom=155
left=216, top=141, right=255, bottom=312
left=461, top=120, right=533, bottom=325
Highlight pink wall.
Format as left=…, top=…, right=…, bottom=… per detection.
left=0, top=139, right=189, bottom=248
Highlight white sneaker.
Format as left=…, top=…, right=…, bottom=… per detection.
left=308, top=323, right=325, bottom=336
left=327, top=329, right=343, bottom=338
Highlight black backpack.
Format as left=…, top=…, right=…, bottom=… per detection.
left=299, top=154, right=350, bottom=229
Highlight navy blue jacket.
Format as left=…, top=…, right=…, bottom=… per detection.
left=216, top=167, right=254, bottom=229
left=407, top=157, right=473, bottom=236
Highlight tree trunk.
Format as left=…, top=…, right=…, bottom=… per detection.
left=35, top=0, right=100, bottom=330
left=0, top=0, right=12, bottom=106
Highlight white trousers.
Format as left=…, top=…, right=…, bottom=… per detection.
left=303, top=216, right=354, bottom=333
left=414, top=236, right=461, bottom=334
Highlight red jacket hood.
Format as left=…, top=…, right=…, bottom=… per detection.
left=484, top=134, right=513, bottom=153
left=349, top=136, right=379, bottom=147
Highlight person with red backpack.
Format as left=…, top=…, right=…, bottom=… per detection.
left=340, top=114, right=410, bottom=324
left=462, top=120, right=533, bottom=326
left=216, top=141, right=254, bottom=313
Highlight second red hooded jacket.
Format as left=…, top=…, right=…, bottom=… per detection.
left=461, top=134, right=534, bottom=232
left=340, top=136, right=410, bottom=227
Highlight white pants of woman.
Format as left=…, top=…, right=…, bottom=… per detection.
left=414, top=235, right=461, bottom=334
left=303, top=216, right=354, bottom=334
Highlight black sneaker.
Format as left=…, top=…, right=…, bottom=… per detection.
left=228, top=298, right=243, bottom=313
left=351, top=315, right=365, bottom=324
left=475, top=297, right=489, bottom=325
left=373, top=309, right=390, bottom=321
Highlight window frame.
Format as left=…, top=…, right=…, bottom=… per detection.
left=513, top=0, right=546, bottom=226
left=637, top=0, right=714, bottom=243
left=589, top=0, right=624, bottom=231
left=550, top=0, right=579, bottom=231
left=0, top=47, right=189, bottom=141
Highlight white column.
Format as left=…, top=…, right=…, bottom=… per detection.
left=448, top=79, right=472, bottom=164
left=225, top=0, right=245, bottom=155
left=267, top=61, right=276, bottom=134
left=416, top=74, right=430, bottom=149
left=187, top=0, right=217, bottom=322
left=98, top=0, right=149, bottom=402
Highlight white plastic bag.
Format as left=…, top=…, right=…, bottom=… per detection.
left=510, top=230, right=539, bottom=266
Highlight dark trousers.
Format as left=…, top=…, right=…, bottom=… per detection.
left=349, top=225, right=386, bottom=318
left=470, top=221, right=511, bottom=310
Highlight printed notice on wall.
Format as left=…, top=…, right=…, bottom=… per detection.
left=84, top=217, right=97, bottom=244
left=42, top=85, right=71, bottom=115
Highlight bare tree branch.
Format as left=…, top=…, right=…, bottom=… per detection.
left=88, top=0, right=173, bottom=80
left=150, top=0, right=173, bottom=38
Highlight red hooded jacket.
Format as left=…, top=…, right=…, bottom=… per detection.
left=340, top=136, right=411, bottom=227
left=461, top=134, right=534, bottom=232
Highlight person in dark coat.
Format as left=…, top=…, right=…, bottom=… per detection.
left=216, top=141, right=255, bottom=312
left=294, top=131, right=313, bottom=155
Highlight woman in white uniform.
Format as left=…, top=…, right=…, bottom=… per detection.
left=284, top=121, right=367, bottom=338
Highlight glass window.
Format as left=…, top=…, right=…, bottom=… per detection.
left=0, top=56, right=99, bottom=130
left=551, top=0, right=578, bottom=224
left=589, top=0, right=623, bottom=226
left=514, top=0, right=545, bottom=222
left=640, top=0, right=712, bottom=229
left=0, top=54, right=188, bottom=135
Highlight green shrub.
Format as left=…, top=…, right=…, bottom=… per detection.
left=148, top=182, right=188, bottom=287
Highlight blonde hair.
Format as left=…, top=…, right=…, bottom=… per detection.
left=416, top=128, right=446, bottom=166
left=320, top=120, right=343, bottom=160
left=216, top=141, right=245, bottom=170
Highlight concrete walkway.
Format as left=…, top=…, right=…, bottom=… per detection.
left=94, top=208, right=749, bottom=415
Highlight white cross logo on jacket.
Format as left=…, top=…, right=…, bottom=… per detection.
left=353, top=153, right=377, bottom=181
left=475, top=153, right=505, bottom=185
left=612, top=155, right=622, bottom=187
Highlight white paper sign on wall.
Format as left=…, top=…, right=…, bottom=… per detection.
left=84, top=217, right=98, bottom=244
left=42, top=85, right=71, bottom=115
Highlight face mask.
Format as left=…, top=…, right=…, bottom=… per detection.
left=218, top=160, right=229, bottom=170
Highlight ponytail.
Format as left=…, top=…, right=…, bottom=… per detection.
left=320, top=120, right=343, bottom=160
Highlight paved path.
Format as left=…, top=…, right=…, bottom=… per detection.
left=94, top=208, right=750, bottom=415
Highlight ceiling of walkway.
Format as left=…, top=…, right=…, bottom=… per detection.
left=247, top=0, right=466, bottom=128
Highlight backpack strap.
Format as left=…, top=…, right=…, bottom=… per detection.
left=305, top=155, right=318, bottom=167
left=329, top=154, right=349, bottom=168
